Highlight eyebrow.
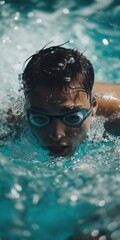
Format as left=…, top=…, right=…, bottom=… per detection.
left=30, top=105, right=86, bottom=114
left=30, top=107, right=49, bottom=112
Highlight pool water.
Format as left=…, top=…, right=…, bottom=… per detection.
left=0, top=0, right=120, bottom=239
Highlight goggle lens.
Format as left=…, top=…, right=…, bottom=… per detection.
left=27, top=108, right=91, bottom=127
left=29, top=114, right=49, bottom=127
left=63, top=113, right=83, bottom=126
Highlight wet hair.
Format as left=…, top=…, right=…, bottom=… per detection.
left=22, top=44, right=94, bottom=96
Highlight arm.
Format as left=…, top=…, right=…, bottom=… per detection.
left=94, top=82, right=120, bottom=117
left=93, top=82, right=120, bottom=135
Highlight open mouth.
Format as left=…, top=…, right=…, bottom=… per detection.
left=46, top=146, right=70, bottom=156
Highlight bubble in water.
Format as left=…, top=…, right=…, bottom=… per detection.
left=11, top=188, right=20, bottom=199
left=14, top=183, right=22, bottom=191
left=70, top=195, right=78, bottom=202
left=108, top=222, right=119, bottom=232
left=63, top=8, right=69, bottom=14
left=91, top=229, right=99, bottom=237
left=102, top=38, right=109, bottom=46
left=23, top=230, right=31, bottom=237
left=14, top=12, right=20, bottom=21
left=15, top=202, right=24, bottom=210
left=31, top=223, right=40, bottom=230
left=27, top=12, right=34, bottom=18
left=36, top=18, right=42, bottom=24
left=69, top=39, right=74, bottom=44
left=99, top=236, right=107, bottom=240
left=32, top=194, right=40, bottom=205
left=111, top=230, right=120, bottom=240
left=99, top=200, right=106, bottom=207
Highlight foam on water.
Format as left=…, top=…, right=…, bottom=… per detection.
left=0, top=0, right=120, bottom=239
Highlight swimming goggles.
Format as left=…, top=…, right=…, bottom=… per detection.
left=27, top=106, right=92, bottom=127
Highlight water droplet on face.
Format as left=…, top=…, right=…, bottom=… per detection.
left=58, top=63, right=64, bottom=67
left=65, top=77, right=71, bottom=82
left=67, top=57, right=75, bottom=64
left=73, top=132, right=78, bottom=136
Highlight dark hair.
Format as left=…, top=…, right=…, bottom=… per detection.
left=22, top=44, right=94, bottom=96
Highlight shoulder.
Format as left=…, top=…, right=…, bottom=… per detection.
left=94, top=82, right=120, bottom=97
left=93, top=82, right=120, bottom=117
left=93, top=82, right=120, bottom=135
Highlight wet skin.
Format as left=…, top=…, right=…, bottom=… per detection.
left=27, top=84, right=98, bottom=156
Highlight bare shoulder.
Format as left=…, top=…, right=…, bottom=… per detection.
left=93, top=82, right=120, bottom=135
left=94, top=82, right=120, bottom=99
left=93, top=82, right=120, bottom=117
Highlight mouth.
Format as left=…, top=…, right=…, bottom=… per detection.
left=45, top=146, right=71, bottom=156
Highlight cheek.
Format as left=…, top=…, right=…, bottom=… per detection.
left=70, top=117, right=91, bottom=139
left=82, top=117, right=91, bottom=131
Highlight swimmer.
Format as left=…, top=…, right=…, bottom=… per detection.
left=8, top=45, right=120, bottom=156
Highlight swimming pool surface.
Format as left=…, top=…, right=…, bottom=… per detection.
left=0, top=0, right=120, bottom=239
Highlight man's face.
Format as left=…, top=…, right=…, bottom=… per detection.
left=26, top=83, right=97, bottom=156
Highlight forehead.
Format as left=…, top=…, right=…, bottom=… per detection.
left=29, top=85, right=90, bottom=110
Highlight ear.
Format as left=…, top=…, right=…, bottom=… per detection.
left=92, top=96, right=98, bottom=116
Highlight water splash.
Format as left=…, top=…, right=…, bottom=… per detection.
left=0, top=0, right=120, bottom=239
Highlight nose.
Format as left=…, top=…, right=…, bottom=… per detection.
left=49, top=119, right=65, bottom=141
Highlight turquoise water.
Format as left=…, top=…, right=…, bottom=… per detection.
left=0, top=0, right=120, bottom=239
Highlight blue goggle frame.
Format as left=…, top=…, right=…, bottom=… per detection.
left=27, top=106, right=92, bottom=127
